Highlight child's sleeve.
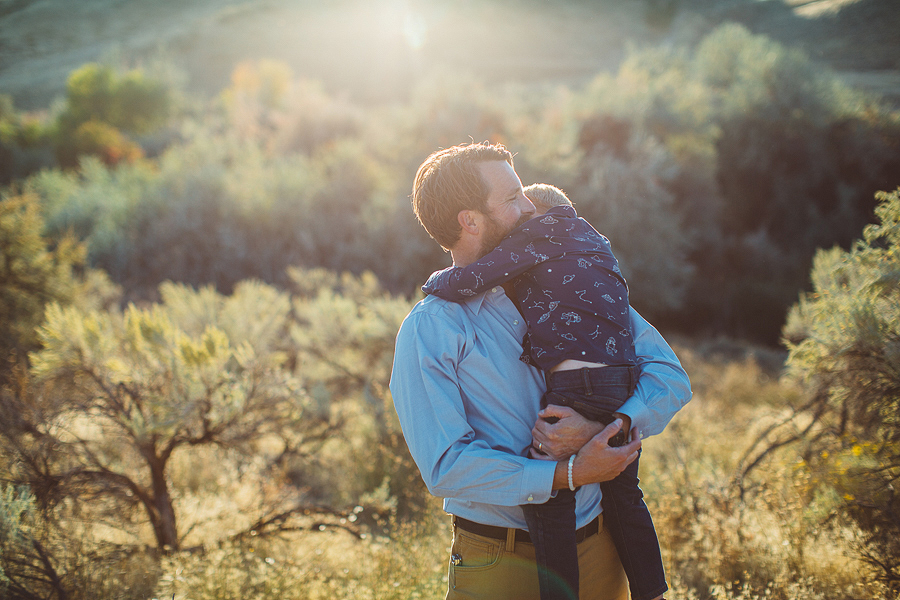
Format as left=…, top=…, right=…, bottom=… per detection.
left=422, top=217, right=562, bottom=301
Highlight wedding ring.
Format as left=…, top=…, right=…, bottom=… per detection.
left=538, top=442, right=543, bottom=452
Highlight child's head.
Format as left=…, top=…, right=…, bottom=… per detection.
left=524, top=184, right=572, bottom=215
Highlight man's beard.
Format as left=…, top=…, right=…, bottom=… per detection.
left=478, top=212, right=531, bottom=259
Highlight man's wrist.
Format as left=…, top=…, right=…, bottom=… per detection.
left=552, top=453, right=584, bottom=490
left=552, top=459, right=571, bottom=490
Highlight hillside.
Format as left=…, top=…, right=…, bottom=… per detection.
left=1, top=0, right=898, bottom=110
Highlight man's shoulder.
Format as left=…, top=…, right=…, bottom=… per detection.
left=395, top=294, right=482, bottom=356
left=401, top=293, right=478, bottom=329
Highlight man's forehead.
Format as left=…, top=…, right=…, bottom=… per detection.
left=479, top=160, right=520, bottom=196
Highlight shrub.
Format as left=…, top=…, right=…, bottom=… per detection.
left=56, top=63, right=173, bottom=136
left=642, top=344, right=888, bottom=599
left=24, top=156, right=159, bottom=275
left=287, top=268, right=426, bottom=516
left=0, top=193, right=84, bottom=378
left=782, top=188, right=900, bottom=588
left=0, top=95, right=55, bottom=185
left=569, top=129, right=695, bottom=315
left=60, top=120, right=144, bottom=167
left=21, top=280, right=317, bottom=552
left=54, top=63, right=174, bottom=168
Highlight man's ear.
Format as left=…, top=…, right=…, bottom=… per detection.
left=457, top=210, right=479, bottom=235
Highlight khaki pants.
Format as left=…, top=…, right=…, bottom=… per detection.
left=446, top=514, right=629, bottom=600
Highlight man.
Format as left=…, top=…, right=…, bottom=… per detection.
left=390, top=142, right=691, bottom=600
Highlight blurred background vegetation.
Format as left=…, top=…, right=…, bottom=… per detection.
left=0, top=0, right=898, bottom=598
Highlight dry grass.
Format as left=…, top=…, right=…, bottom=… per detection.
left=139, top=342, right=892, bottom=600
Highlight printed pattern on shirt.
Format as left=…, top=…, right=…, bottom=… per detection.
left=422, top=205, right=636, bottom=371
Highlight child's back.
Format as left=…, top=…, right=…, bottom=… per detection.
left=423, top=183, right=635, bottom=372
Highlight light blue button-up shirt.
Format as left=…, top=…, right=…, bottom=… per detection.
left=389, top=286, right=691, bottom=530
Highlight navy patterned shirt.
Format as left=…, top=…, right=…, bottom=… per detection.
left=422, top=205, right=636, bottom=371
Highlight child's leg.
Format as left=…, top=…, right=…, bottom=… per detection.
left=521, top=489, right=579, bottom=600
left=600, top=453, right=668, bottom=600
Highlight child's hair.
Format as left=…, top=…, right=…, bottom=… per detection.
left=524, top=184, right=572, bottom=211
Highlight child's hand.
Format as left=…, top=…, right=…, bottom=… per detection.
left=612, top=412, right=632, bottom=442
left=531, top=405, right=605, bottom=461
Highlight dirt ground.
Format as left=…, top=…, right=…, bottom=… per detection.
left=1, top=0, right=898, bottom=110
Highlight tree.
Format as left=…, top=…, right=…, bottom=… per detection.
left=570, top=129, right=695, bottom=317
left=56, top=63, right=172, bottom=137
left=0, top=193, right=84, bottom=381
left=54, top=63, right=173, bottom=168
left=14, top=280, right=329, bottom=553
left=782, top=188, right=900, bottom=587
left=0, top=95, right=55, bottom=185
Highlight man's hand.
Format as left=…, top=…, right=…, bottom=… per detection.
left=576, top=420, right=641, bottom=484
left=531, top=405, right=604, bottom=460
left=551, top=419, right=641, bottom=489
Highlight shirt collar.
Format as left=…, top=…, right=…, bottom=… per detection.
left=464, top=286, right=506, bottom=316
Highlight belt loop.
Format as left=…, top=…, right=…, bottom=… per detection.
left=581, top=367, right=592, bottom=395
left=506, top=526, right=516, bottom=553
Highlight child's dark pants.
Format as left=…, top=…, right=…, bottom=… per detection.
left=521, top=366, right=667, bottom=600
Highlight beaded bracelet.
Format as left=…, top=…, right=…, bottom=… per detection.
left=567, top=454, right=577, bottom=491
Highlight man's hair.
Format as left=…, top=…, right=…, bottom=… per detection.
left=524, top=183, right=572, bottom=211
left=412, top=142, right=514, bottom=250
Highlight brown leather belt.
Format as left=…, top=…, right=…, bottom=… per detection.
left=453, top=515, right=600, bottom=545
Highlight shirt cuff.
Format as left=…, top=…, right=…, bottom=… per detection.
left=614, top=397, right=651, bottom=439
left=520, top=457, right=558, bottom=505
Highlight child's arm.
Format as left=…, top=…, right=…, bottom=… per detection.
left=422, top=212, right=568, bottom=301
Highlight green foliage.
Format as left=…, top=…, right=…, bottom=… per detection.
left=0, top=484, right=69, bottom=599
left=570, top=131, right=695, bottom=313
left=3, top=267, right=420, bottom=564
left=26, top=125, right=438, bottom=296
left=24, top=156, right=159, bottom=274
left=0, top=94, right=55, bottom=185
left=0, top=193, right=84, bottom=379
left=66, top=120, right=144, bottom=166
left=54, top=62, right=173, bottom=167
left=287, top=268, right=426, bottom=515
left=222, top=60, right=361, bottom=154
left=564, top=22, right=899, bottom=340
left=24, top=280, right=310, bottom=552
left=57, top=63, right=172, bottom=136
left=0, top=485, right=34, bottom=587
left=783, top=188, right=900, bottom=587
left=7, top=22, right=900, bottom=343
left=0, top=480, right=161, bottom=600
left=642, top=345, right=888, bottom=600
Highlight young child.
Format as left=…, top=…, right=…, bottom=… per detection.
left=422, top=184, right=667, bottom=600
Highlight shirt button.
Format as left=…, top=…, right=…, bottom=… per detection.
left=492, top=287, right=499, bottom=293
left=527, top=495, right=534, bottom=502
left=514, top=320, right=520, bottom=325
